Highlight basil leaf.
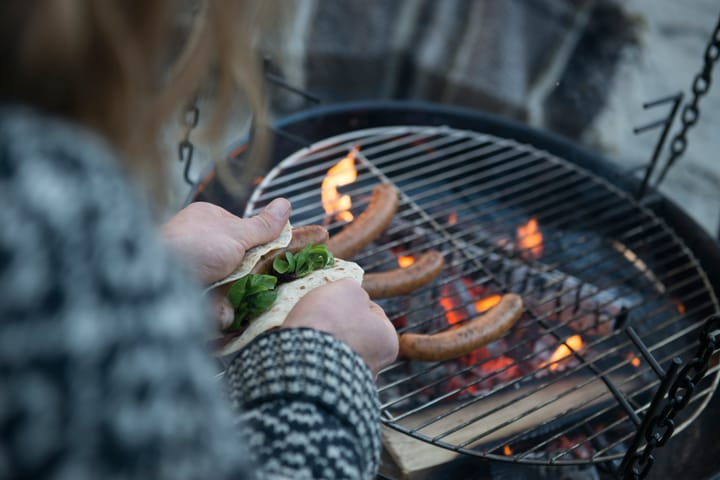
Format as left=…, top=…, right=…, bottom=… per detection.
left=247, top=274, right=277, bottom=294
left=295, top=251, right=307, bottom=274
left=224, top=274, right=281, bottom=332
left=228, top=305, right=249, bottom=331
left=286, top=251, right=296, bottom=271
left=228, top=277, right=249, bottom=308
left=250, top=290, right=278, bottom=313
left=273, top=256, right=290, bottom=274
left=271, top=244, right=334, bottom=279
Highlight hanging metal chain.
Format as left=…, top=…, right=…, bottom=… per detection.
left=178, top=97, right=199, bottom=186
left=653, top=14, right=720, bottom=185
left=621, top=314, right=720, bottom=479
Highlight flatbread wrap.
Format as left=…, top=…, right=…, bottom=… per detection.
left=211, top=223, right=363, bottom=357
left=207, top=221, right=293, bottom=290
left=214, top=258, right=363, bottom=356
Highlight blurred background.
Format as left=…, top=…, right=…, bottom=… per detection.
left=170, top=0, right=720, bottom=239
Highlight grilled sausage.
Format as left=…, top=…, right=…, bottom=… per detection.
left=327, top=184, right=399, bottom=259
left=362, top=250, right=445, bottom=299
left=251, top=225, right=329, bottom=275
left=399, top=293, right=524, bottom=362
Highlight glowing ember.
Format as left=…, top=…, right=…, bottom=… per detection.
left=474, top=294, right=501, bottom=313
left=517, top=216, right=543, bottom=260
left=448, top=211, right=458, bottom=225
left=676, top=302, right=686, bottom=314
left=503, top=445, right=513, bottom=456
left=626, top=352, right=641, bottom=367
left=542, top=335, right=583, bottom=371
left=321, top=147, right=358, bottom=222
left=440, top=284, right=466, bottom=325
left=398, top=256, right=415, bottom=268
left=440, top=297, right=465, bottom=325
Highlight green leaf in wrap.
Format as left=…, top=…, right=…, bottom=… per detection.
left=272, top=244, right=334, bottom=280
left=225, top=274, right=278, bottom=332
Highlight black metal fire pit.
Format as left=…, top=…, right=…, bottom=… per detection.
left=193, top=101, right=720, bottom=479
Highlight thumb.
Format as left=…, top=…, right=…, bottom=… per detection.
left=212, top=294, right=235, bottom=331
left=235, top=198, right=291, bottom=250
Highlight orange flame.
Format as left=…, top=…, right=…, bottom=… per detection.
left=543, top=335, right=583, bottom=371
left=448, top=212, right=458, bottom=226
left=475, top=294, right=502, bottom=313
left=503, top=445, right=513, bottom=456
left=517, top=216, right=543, bottom=259
left=321, top=147, right=358, bottom=222
left=398, top=256, right=415, bottom=268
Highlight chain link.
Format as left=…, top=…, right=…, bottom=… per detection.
left=656, top=15, right=720, bottom=183
left=177, top=98, right=199, bottom=186
left=624, top=314, right=719, bottom=479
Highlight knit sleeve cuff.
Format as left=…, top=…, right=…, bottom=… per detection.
left=225, top=328, right=381, bottom=477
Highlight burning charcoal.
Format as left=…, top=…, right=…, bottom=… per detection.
left=452, top=238, right=640, bottom=337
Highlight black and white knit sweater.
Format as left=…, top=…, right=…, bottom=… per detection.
left=0, top=107, right=380, bottom=479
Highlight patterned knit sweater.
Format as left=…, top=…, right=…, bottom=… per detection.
left=0, top=107, right=381, bottom=480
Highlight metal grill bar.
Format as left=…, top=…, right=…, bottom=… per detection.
left=412, top=330, right=707, bottom=457
left=362, top=196, right=665, bottom=277
left=367, top=214, right=678, bottom=341
left=294, top=158, right=637, bottom=251
left=355, top=151, right=652, bottom=435
left=259, top=141, right=541, bottom=221
left=382, top=233, right=683, bottom=342
left=386, top=287, right=703, bottom=429
left=380, top=265, right=708, bottom=421
left=405, top=320, right=718, bottom=465
left=254, top=131, right=493, bottom=203
left=380, top=284, right=711, bottom=410
left=251, top=128, right=566, bottom=212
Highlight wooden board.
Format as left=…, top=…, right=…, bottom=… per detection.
left=381, top=374, right=637, bottom=478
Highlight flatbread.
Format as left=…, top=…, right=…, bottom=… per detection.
left=216, top=259, right=364, bottom=356
left=207, top=221, right=292, bottom=290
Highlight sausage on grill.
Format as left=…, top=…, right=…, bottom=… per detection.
left=326, top=184, right=399, bottom=259
left=362, top=250, right=445, bottom=299
left=398, top=293, right=524, bottom=362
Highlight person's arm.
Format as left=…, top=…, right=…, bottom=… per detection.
left=227, top=279, right=398, bottom=480
left=0, top=111, right=259, bottom=478
left=0, top=109, right=396, bottom=479
left=229, top=328, right=381, bottom=479
left=163, top=202, right=398, bottom=479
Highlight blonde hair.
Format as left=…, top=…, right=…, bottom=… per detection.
left=1, top=0, right=274, bottom=204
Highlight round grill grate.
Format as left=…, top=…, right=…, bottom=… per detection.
left=243, top=125, right=719, bottom=465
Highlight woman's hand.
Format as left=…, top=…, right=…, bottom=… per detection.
left=161, top=199, right=291, bottom=329
left=283, top=279, right=399, bottom=377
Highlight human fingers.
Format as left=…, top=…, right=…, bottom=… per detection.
left=368, top=301, right=399, bottom=372
left=283, top=280, right=398, bottom=376
left=211, top=287, right=234, bottom=331
left=231, top=198, right=291, bottom=251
